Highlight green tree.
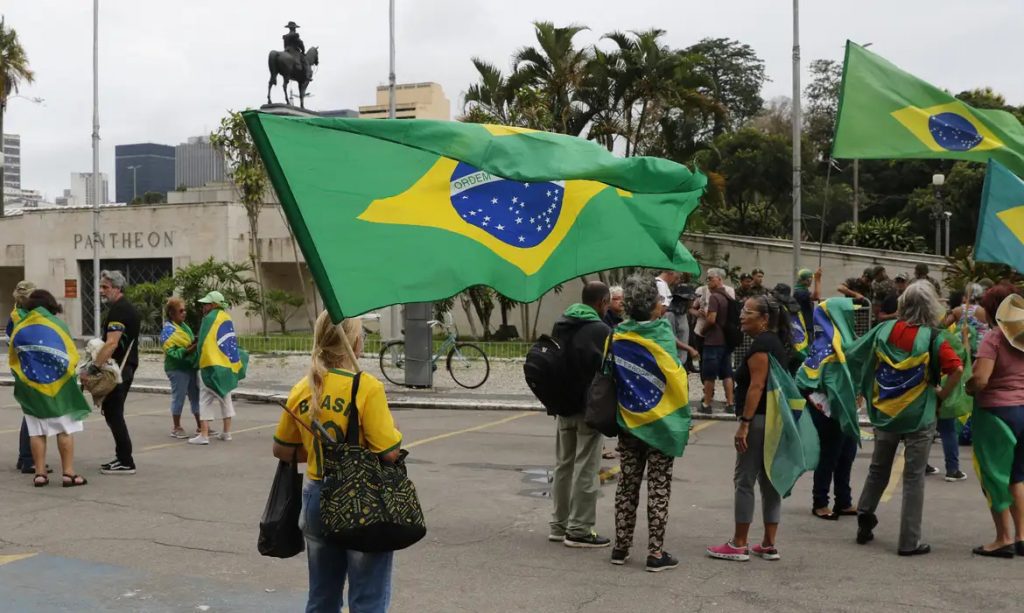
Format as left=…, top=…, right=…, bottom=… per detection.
left=125, top=276, right=176, bottom=336
left=835, top=218, right=927, bottom=253
left=943, top=245, right=1016, bottom=291
left=0, top=18, right=34, bottom=218
left=684, top=37, right=767, bottom=136
left=129, top=191, right=167, bottom=205
left=803, top=59, right=842, bottom=161
left=263, top=289, right=305, bottom=334
left=172, top=258, right=260, bottom=333
left=512, top=21, right=593, bottom=135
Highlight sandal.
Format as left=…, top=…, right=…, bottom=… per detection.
left=33, top=474, right=49, bottom=487
left=812, top=507, right=838, bottom=520
left=62, top=474, right=88, bottom=488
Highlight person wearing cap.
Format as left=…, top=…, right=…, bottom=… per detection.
left=189, top=291, right=244, bottom=445
left=750, top=268, right=768, bottom=297
left=838, top=267, right=874, bottom=302
left=736, top=273, right=755, bottom=301
left=914, top=263, right=942, bottom=296
left=9, top=280, right=49, bottom=475
left=870, top=266, right=894, bottom=317
left=793, top=268, right=821, bottom=330
left=966, top=285, right=1024, bottom=557
left=877, top=273, right=909, bottom=322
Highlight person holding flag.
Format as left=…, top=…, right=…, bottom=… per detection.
left=9, top=280, right=45, bottom=475
left=189, top=291, right=248, bottom=446
left=161, top=297, right=201, bottom=438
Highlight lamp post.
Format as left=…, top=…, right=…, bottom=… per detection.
left=92, top=0, right=102, bottom=336
left=931, top=173, right=945, bottom=256
left=944, top=211, right=952, bottom=257
left=127, top=165, right=140, bottom=201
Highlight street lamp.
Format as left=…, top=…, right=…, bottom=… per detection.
left=931, top=173, right=945, bottom=256
left=944, top=211, right=952, bottom=257
left=127, top=164, right=141, bottom=201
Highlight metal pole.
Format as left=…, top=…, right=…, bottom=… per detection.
left=944, top=214, right=951, bottom=257
left=387, top=0, right=398, bottom=342
left=852, top=159, right=859, bottom=241
left=91, top=0, right=101, bottom=336
left=791, top=0, right=802, bottom=278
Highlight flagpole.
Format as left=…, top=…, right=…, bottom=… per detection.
left=791, top=0, right=802, bottom=280
left=387, top=0, right=399, bottom=343
left=91, top=0, right=101, bottom=336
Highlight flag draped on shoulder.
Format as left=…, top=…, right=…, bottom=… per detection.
left=161, top=320, right=196, bottom=372
left=971, top=407, right=1017, bottom=512
left=8, top=307, right=91, bottom=420
left=974, top=159, right=1024, bottom=270
left=6, top=306, right=26, bottom=338
left=938, top=325, right=973, bottom=423
left=198, top=308, right=248, bottom=397
left=832, top=42, right=1024, bottom=176
left=243, top=112, right=706, bottom=319
left=612, top=319, right=690, bottom=457
left=790, top=311, right=809, bottom=363
left=796, top=298, right=861, bottom=442
left=764, top=355, right=819, bottom=497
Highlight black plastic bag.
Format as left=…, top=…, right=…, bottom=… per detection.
left=585, top=343, right=620, bottom=437
left=258, top=453, right=305, bottom=558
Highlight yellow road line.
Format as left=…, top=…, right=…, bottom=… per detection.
left=880, top=453, right=906, bottom=503
left=139, top=423, right=278, bottom=452
left=406, top=411, right=536, bottom=449
left=0, top=408, right=167, bottom=435
left=0, top=553, right=37, bottom=566
left=692, top=420, right=718, bottom=434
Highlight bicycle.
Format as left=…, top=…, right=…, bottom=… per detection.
left=378, top=315, right=490, bottom=389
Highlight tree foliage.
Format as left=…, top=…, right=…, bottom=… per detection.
left=263, top=289, right=305, bottom=334
left=0, top=18, right=35, bottom=218
left=835, top=218, right=927, bottom=253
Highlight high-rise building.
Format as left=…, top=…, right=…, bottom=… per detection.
left=115, top=143, right=174, bottom=203
left=175, top=136, right=227, bottom=189
left=69, top=172, right=109, bottom=206
left=358, top=82, right=451, bottom=120
left=3, top=133, right=21, bottom=190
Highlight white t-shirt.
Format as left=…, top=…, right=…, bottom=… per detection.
left=655, top=277, right=672, bottom=307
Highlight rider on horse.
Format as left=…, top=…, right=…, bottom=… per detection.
left=283, top=21, right=309, bottom=79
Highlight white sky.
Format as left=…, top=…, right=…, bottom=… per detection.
left=5, top=0, right=1023, bottom=201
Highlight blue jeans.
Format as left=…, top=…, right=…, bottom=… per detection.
left=299, top=479, right=393, bottom=613
left=936, top=418, right=960, bottom=473
left=167, top=369, right=200, bottom=417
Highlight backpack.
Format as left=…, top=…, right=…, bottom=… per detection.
left=723, top=295, right=744, bottom=349
left=524, top=334, right=574, bottom=415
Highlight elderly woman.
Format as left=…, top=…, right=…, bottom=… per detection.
left=8, top=280, right=46, bottom=475
left=966, top=285, right=1024, bottom=558
left=851, top=281, right=963, bottom=556
left=707, top=294, right=792, bottom=561
left=273, top=311, right=402, bottom=611
left=161, top=297, right=200, bottom=438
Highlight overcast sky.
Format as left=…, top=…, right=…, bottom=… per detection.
left=5, top=0, right=1023, bottom=201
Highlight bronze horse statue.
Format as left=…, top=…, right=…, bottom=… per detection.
left=267, top=46, right=319, bottom=108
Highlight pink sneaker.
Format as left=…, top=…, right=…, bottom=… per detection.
left=751, top=543, right=780, bottom=561
left=706, top=541, right=750, bottom=561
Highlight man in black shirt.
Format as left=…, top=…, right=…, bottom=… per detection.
left=94, top=270, right=140, bottom=475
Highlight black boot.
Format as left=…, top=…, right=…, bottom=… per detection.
left=856, top=511, right=878, bottom=545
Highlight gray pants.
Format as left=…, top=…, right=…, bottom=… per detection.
left=550, top=414, right=604, bottom=538
left=734, top=415, right=781, bottom=525
left=857, top=422, right=936, bottom=551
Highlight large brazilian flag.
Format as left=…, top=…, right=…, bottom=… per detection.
left=243, top=112, right=706, bottom=319
left=611, top=319, right=690, bottom=457
left=975, top=159, right=1024, bottom=271
left=9, top=307, right=91, bottom=420
left=765, top=356, right=818, bottom=498
left=197, top=308, right=248, bottom=398
left=832, top=42, right=1024, bottom=177
left=796, top=298, right=862, bottom=442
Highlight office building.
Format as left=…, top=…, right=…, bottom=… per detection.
left=115, top=143, right=174, bottom=202
left=3, top=134, right=20, bottom=190
left=68, top=172, right=109, bottom=206
left=175, top=136, right=227, bottom=189
left=358, top=82, right=451, bottom=120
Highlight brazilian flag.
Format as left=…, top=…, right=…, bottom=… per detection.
left=972, top=407, right=1017, bottom=512
left=765, top=356, right=819, bottom=498
left=197, top=308, right=248, bottom=398
left=8, top=307, right=91, bottom=420
left=6, top=306, right=26, bottom=340
left=160, top=320, right=196, bottom=372
left=612, top=319, right=690, bottom=457
left=796, top=298, right=862, bottom=442
left=790, top=311, right=809, bottom=363
left=975, top=159, right=1024, bottom=271
left=243, top=112, right=706, bottom=318
left=832, top=42, right=1024, bottom=177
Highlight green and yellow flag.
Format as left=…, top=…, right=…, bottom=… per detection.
left=972, top=407, right=1017, bottom=512
left=198, top=308, right=248, bottom=398
left=796, top=298, right=862, bottom=442
left=243, top=113, right=706, bottom=318
left=765, top=355, right=819, bottom=498
left=160, top=320, right=195, bottom=373
left=832, top=42, right=1024, bottom=176
left=975, top=159, right=1024, bottom=270
left=612, top=319, right=690, bottom=457
left=8, top=307, right=91, bottom=420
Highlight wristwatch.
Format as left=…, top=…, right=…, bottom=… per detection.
left=739, top=416, right=754, bottom=423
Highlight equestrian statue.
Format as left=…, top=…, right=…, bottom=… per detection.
left=267, top=21, right=319, bottom=108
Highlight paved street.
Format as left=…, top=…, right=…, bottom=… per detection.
left=1, top=387, right=1021, bottom=612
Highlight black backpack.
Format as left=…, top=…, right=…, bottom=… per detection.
left=524, top=333, right=573, bottom=415
left=723, top=295, right=744, bottom=349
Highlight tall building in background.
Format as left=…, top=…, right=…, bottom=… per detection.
left=175, top=136, right=226, bottom=189
left=115, top=143, right=174, bottom=202
left=68, top=172, right=109, bottom=206
left=358, top=82, right=451, bottom=120
left=3, top=134, right=21, bottom=190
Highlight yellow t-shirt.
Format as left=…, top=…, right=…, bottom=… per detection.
left=274, top=370, right=402, bottom=480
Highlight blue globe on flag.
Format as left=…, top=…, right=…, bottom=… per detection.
left=14, top=324, right=71, bottom=385
left=875, top=361, right=925, bottom=401
left=216, top=320, right=240, bottom=363
left=612, top=340, right=666, bottom=413
left=928, top=112, right=983, bottom=151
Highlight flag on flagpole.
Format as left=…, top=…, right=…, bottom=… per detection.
left=974, top=158, right=1024, bottom=270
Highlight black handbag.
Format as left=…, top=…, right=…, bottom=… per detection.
left=585, top=339, right=620, bottom=437
left=313, top=373, right=427, bottom=553
left=257, top=447, right=305, bottom=558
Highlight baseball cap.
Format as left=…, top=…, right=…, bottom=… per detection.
left=894, top=272, right=908, bottom=282
left=797, top=269, right=813, bottom=281
left=198, top=290, right=227, bottom=307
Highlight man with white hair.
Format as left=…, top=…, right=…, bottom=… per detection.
left=603, top=285, right=625, bottom=328
left=93, top=270, right=140, bottom=475
left=696, top=268, right=736, bottom=414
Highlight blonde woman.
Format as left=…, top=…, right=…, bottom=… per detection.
left=273, top=311, right=402, bottom=613
left=161, top=297, right=200, bottom=438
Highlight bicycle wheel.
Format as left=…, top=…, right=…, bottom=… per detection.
left=379, top=341, right=407, bottom=386
left=446, top=343, right=489, bottom=389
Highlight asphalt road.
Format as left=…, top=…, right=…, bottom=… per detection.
left=1, top=388, right=1019, bottom=612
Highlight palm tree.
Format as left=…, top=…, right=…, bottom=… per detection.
left=463, top=58, right=517, bottom=125
left=512, top=21, right=593, bottom=135
left=0, top=18, right=35, bottom=217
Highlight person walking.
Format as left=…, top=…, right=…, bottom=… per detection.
left=707, top=295, right=793, bottom=562
left=273, top=312, right=402, bottom=612
left=966, top=286, right=1024, bottom=558
left=850, top=281, right=963, bottom=556
left=547, top=282, right=613, bottom=548
left=161, top=297, right=201, bottom=438
left=699, top=268, right=736, bottom=414
left=9, top=280, right=48, bottom=475
left=94, top=270, right=140, bottom=475
left=189, top=291, right=247, bottom=445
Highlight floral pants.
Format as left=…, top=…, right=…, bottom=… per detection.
left=613, top=432, right=675, bottom=556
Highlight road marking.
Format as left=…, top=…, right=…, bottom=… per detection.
left=0, top=408, right=167, bottom=435
left=0, top=553, right=37, bottom=566
left=139, top=423, right=278, bottom=452
left=599, top=465, right=620, bottom=483
left=880, top=453, right=906, bottom=503
left=406, top=411, right=536, bottom=449
left=692, top=420, right=717, bottom=434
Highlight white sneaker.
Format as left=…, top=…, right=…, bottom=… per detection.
left=188, top=435, right=209, bottom=445
left=216, top=432, right=232, bottom=441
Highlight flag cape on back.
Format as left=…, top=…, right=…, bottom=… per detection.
left=764, top=355, right=819, bottom=498
left=974, top=159, right=1024, bottom=270
left=197, top=308, right=248, bottom=398
left=796, top=298, right=861, bottom=442
left=612, top=319, right=690, bottom=457
left=790, top=311, right=808, bottom=363
left=243, top=112, right=706, bottom=319
left=832, top=42, right=1024, bottom=177
left=846, top=320, right=941, bottom=434
left=8, top=307, right=91, bottom=420
left=161, top=320, right=196, bottom=372
left=971, top=406, right=1017, bottom=512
